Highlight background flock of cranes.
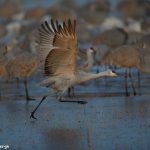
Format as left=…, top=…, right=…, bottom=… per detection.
left=0, top=18, right=150, bottom=119
left=0, top=1, right=150, bottom=149
left=0, top=0, right=150, bottom=120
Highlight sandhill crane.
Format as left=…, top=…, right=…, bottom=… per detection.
left=0, top=58, right=6, bottom=78
left=93, top=28, right=128, bottom=48
left=92, top=44, right=111, bottom=73
left=101, top=44, right=144, bottom=96
left=68, top=47, right=96, bottom=97
left=0, top=45, right=8, bottom=98
left=30, top=19, right=117, bottom=119
left=78, top=47, right=95, bottom=72
left=138, top=47, right=150, bottom=73
left=117, top=0, right=149, bottom=19
left=137, top=34, right=150, bottom=49
left=0, top=45, right=8, bottom=77
left=5, top=51, right=38, bottom=100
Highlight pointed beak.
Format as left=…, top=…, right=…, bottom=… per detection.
left=93, top=48, right=96, bottom=55
left=90, top=47, right=96, bottom=54
left=112, top=70, right=124, bottom=76
left=111, top=70, right=117, bottom=76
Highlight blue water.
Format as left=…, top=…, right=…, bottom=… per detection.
left=1, top=0, right=150, bottom=150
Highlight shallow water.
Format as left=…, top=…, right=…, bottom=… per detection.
left=0, top=67, right=150, bottom=150
left=0, top=0, right=150, bottom=149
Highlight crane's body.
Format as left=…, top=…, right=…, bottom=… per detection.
left=30, top=19, right=117, bottom=119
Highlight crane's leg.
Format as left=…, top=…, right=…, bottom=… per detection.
left=0, top=90, right=1, bottom=100
left=125, top=69, right=130, bottom=96
left=137, top=70, right=141, bottom=95
left=59, top=97, right=87, bottom=104
left=96, top=65, right=99, bottom=73
left=128, top=69, right=136, bottom=96
left=24, top=78, right=35, bottom=101
left=104, top=65, right=111, bottom=86
left=67, top=87, right=71, bottom=97
left=67, top=86, right=75, bottom=98
left=58, top=92, right=87, bottom=104
left=30, top=95, right=47, bottom=119
left=16, top=77, right=20, bottom=88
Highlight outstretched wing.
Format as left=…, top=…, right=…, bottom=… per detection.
left=37, top=19, right=77, bottom=76
left=36, top=20, right=55, bottom=62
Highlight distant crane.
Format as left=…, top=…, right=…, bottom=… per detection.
left=67, top=47, right=96, bottom=97
left=5, top=52, right=38, bottom=100
left=78, top=47, right=95, bottom=72
left=0, top=45, right=8, bottom=99
left=101, top=44, right=149, bottom=96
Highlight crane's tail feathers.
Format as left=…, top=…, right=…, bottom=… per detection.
left=39, top=78, right=55, bottom=87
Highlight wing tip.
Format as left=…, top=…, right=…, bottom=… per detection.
left=42, top=18, right=77, bottom=37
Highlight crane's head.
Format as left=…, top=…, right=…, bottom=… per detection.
left=104, top=70, right=117, bottom=77
left=87, top=47, right=96, bottom=54
left=86, top=47, right=96, bottom=59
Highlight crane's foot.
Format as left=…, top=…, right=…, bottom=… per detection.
left=67, top=87, right=75, bottom=98
left=77, top=101, right=87, bottom=104
left=59, top=97, right=87, bottom=104
left=126, top=93, right=130, bottom=96
left=30, top=111, right=37, bottom=120
left=133, top=92, right=136, bottom=96
left=125, top=91, right=130, bottom=96
left=68, top=94, right=76, bottom=99
left=59, top=99, right=87, bottom=104
left=26, top=97, right=36, bottom=101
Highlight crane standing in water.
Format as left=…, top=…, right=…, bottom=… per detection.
left=68, top=47, right=96, bottom=97
left=101, top=44, right=150, bottom=96
left=30, top=19, right=117, bottom=119
left=5, top=52, right=38, bottom=100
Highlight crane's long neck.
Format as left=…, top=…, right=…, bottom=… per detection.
left=86, top=52, right=94, bottom=70
left=77, top=71, right=112, bottom=84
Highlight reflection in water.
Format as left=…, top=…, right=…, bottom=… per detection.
left=124, top=97, right=150, bottom=119
left=44, top=128, right=83, bottom=150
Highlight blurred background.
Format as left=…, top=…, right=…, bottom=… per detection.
left=0, top=0, right=150, bottom=150
left=0, top=0, right=150, bottom=44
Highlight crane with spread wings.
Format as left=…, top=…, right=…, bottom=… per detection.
left=30, top=19, right=117, bottom=119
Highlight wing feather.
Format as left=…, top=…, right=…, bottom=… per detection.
left=51, top=19, right=58, bottom=33
left=36, top=18, right=77, bottom=76
left=44, top=21, right=53, bottom=33
left=45, top=48, right=73, bottom=76
left=45, top=19, right=77, bottom=76
left=36, top=21, right=55, bottom=62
